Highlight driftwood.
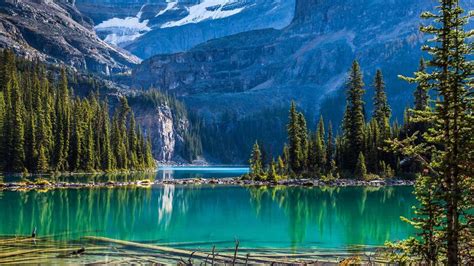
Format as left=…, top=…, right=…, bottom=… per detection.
left=0, top=234, right=392, bottom=264
left=83, top=236, right=288, bottom=264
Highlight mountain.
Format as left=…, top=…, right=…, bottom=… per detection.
left=75, top=0, right=295, bottom=59
left=132, top=0, right=431, bottom=117
left=0, top=0, right=139, bottom=75
left=130, top=0, right=473, bottom=162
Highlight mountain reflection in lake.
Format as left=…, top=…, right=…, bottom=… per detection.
left=0, top=185, right=416, bottom=250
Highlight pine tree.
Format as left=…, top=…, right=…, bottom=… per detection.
left=315, top=116, right=326, bottom=172
left=9, top=70, right=25, bottom=172
left=342, top=61, right=366, bottom=170
left=128, top=113, right=139, bottom=168
left=287, top=101, right=302, bottom=173
left=413, top=58, right=429, bottom=111
left=277, top=156, right=286, bottom=175
left=249, top=141, right=263, bottom=179
left=372, top=69, right=391, bottom=136
left=393, top=1, right=473, bottom=263
left=354, top=152, right=367, bottom=180
left=144, top=135, right=154, bottom=168
left=267, top=159, right=278, bottom=181
left=297, top=112, right=309, bottom=171
left=100, top=100, right=114, bottom=171
left=326, top=121, right=334, bottom=170
left=53, top=68, right=70, bottom=171
left=0, top=91, right=5, bottom=170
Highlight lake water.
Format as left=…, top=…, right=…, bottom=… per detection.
left=0, top=183, right=416, bottom=250
left=2, top=166, right=249, bottom=183
left=157, top=166, right=249, bottom=179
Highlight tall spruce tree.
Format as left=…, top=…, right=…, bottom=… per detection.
left=53, top=68, right=71, bottom=171
left=342, top=61, right=366, bottom=171
left=8, top=69, right=25, bottom=172
left=354, top=152, right=367, bottom=180
left=249, top=141, right=263, bottom=179
left=326, top=121, right=334, bottom=170
left=372, top=69, right=391, bottom=136
left=287, top=101, right=303, bottom=174
left=297, top=112, right=309, bottom=171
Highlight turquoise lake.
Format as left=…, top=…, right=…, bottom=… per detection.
left=0, top=167, right=417, bottom=251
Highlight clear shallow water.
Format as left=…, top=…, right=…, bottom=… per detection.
left=0, top=185, right=416, bottom=250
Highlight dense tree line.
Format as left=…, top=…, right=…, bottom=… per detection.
left=0, top=51, right=155, bottom=174
left=247, top=61, right=403, bottom=181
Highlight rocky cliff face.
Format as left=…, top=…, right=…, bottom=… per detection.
left=0, top=0, right=139, bottom=75
left=132, top=104, right=182, bottom=162
left=126, top=91, right=197, bottom=163
left=75, top=0, right=295, bottom=58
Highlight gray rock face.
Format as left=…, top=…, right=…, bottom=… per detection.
left=0, top=0, right=139, bottom=75
left=131, top=0, right=474, bottom=122
left=127, top=92, right=192, bottom=162
left=75, top=0, right=295, bottom=58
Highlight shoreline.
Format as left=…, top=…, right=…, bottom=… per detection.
left=0, top=177, right=414, bottom=191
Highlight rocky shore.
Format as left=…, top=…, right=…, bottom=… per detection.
left=0, top=177, right=414, bottom=191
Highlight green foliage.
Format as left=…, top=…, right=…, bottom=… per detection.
left=342, top=61, right=366, bottom=170
left=389, top=1, right=473, bottom=264
left=354, top=152, right=367, bottom=179
left=0, top=51, right=155, bottom=173
left=372, top=69, right=391, bottom=136
left=245, top=63, right=403, bottom=181
left=249, top=141, right=264, bottom=180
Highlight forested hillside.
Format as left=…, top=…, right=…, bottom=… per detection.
left=0, top=51, right=155, bottom=174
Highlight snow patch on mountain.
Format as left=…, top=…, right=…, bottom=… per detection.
left=95, top=17, right=150, bottom=32
left=155, top=1, right=178, bottom=17
left=161, top=0, right=247, bottom=28
left=94, top=5, right=151, bottom=46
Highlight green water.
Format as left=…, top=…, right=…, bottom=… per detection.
left=0, top=185, right=416, bottom=250
left=2, top=166, right=249, bottom=183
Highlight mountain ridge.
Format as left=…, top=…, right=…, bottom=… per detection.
left=0, top=0, right=139, bottom=75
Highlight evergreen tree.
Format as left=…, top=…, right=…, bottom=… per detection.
left=413, top=58, right=429, bottom=111
left=372, top=69, right=391, bottom=135
left=393, top=1, right=473, bottom=263
left=127, top=113, right=139, bottom=168
left=53, top=68, right=71, bottom=171
left=297, top=112, right=309, bottom=171
left=326, top=121, right=334, bottom=169
left=249, top=141, right=263, bottom=179
left=0, top=92, right=5, bottom=169
left=342, top=61, right=366, bottom=170
left=100, top=100, right=114, bottom=171
left=8, top=70, right=25, bottom=172
left=287, top=101, right=303, bottom=173
left=354, top=152, right=367, bottom=180
left=315, top=116, right=326, bottom=172
left=267, top=159, right=278, bottom=181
